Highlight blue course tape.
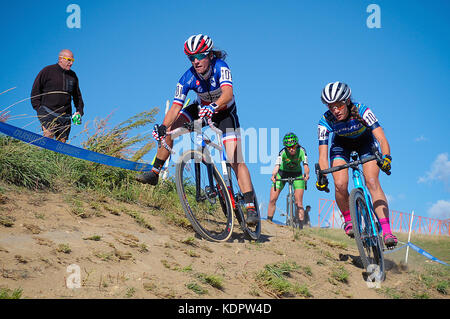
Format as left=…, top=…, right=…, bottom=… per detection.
left=383, top=244, right=407, bottom=255
left=0, top=122, right=152, bottom=172
left=407, top=242, right=449, bottom=266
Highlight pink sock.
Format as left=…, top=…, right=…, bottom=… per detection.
left=342, top=210, right=351, bottom=223
left=379, top=218, right=392, bottom=235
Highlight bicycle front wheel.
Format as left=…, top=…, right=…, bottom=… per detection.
left=349, top=188, right=386, bottom=282
left=176, top=149, right=234, bottom=242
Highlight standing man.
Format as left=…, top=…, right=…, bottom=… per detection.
left=31, top=49, right=84, bottom=143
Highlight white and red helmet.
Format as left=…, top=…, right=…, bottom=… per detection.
left=184, top=34, right=214, bottom=55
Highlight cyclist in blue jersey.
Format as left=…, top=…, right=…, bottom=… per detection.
left=136, top=34, right=258, bottom=225
left=316, top=81, right=397, bottom=248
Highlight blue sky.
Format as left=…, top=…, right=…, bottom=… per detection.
left=1, top=0, right=449, bottom=225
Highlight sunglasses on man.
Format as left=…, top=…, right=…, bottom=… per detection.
left=60, top=56, right=75, bottom=62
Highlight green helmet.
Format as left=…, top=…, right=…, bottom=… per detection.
left=283, top=132, right=298, bottom=147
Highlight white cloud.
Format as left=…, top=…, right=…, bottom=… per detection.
left=385, top=194, right=394, bottom=203
left=418, top=153, right=450, bottom=188
left=414, top=135, right=428, bottom=142
left=427, top=200, right=450, bottom=220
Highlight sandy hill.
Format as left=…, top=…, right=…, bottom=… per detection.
left=0, top=184, right=448, bottom=300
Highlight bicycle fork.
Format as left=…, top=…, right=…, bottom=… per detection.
left=193, top=158, right=217, bottom=203
left=352, top=169, right=379, bottom=239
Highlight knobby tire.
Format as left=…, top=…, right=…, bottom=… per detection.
left=176, top=149, right=234, bottom=242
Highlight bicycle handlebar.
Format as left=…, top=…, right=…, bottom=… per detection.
left=319, top=154, right=378, bottom=175
left=273, top=176, right=307, bottom=191
left=274, top=177, right=305, bottom=182
left=314, top=147, right=390, bottom=193
left=158, top=118, right=221, bottom=154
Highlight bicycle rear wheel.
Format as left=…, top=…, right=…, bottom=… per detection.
left=349, top=188, right=386, bottom=282
left=176, top=149, right=234, bottom=242
left=226, top=164, right=261, bottom=240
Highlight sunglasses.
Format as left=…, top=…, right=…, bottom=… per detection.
left=60, top=56, right=75, bottom=62
left=188, top=52, right=210, bottom=62
left=286, top=145, right=298, bottom=151
left=328, top=102, right=346, bottom=111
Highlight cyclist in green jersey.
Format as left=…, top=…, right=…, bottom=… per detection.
left=267, top=133, right=310, bottom=226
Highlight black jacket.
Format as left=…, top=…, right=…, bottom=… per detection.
left=30, top=63, right=84, bottom=116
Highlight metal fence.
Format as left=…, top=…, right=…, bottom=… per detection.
left=317, top=198, right=449, bottom=236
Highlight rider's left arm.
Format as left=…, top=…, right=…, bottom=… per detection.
left=303, top=163, right=310, bottom=181
left=372, top=126, right=391, bottom=157
left=214, top=85, right=233, bottom=112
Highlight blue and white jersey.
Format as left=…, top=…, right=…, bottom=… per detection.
left=317, top=103, right=380, bottom=145
left=173, top=58, right=235, bottom=108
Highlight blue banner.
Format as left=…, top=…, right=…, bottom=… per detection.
left=407, top=242, right=449, bottom=266
left=0, top=122, right=152, bottom=172
left=383, top=244, right=407, bottom=255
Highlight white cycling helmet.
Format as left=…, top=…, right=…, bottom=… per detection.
left=184, top=34, right=214, bottom=55
left=321, top=81, right=352, bottom=104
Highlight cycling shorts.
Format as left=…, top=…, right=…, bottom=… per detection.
left=179, top=102, right=241, bottom=143
left=330, top=129, right=378, bottom=163
left=273, top=170, right=305, bottom=191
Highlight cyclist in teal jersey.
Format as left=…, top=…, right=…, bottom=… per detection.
left=316, top=82, right=397, bottom=247
left=267, top=133, right=310, bottom=226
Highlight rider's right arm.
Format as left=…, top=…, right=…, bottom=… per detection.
left=318, top=122, right=331, bottom=146
left=271, top=164, right=280, bottom=183
left=162, top=102, right=184, bottom=128
left=318, top=144, right=329, bottom=171
left=173, top=70, right=192, bottom=108
left=164, top=71, right=192, bottom=127
left=273, top=154, right=282, bottom=173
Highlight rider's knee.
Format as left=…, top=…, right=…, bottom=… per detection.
left=269, top=195, right=278, bottom=204
left=365, top=177, right=381, bottom=192
left=334, top=180, right=348, bottom=193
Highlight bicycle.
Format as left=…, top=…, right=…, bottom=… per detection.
left=274, top=176, right=307, bottom=231
left=160, top=118, right=261, bottom=242
left=315, top=148, right=390, bottom=282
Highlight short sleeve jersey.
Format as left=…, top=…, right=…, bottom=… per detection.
left=276, top=146, right=308, bottom=173
left=173, top=58, right=235, bottom=108
left=317, top=103, right=380, bottom=145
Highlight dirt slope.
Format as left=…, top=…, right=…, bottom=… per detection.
left=0, top=185, right=447, bottom=299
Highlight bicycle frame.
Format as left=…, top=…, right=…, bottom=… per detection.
left=315, top=149, right=387, bottom=245
left=274, top=176, right=305, bottom=227
left=286, top=180, right=295, bottom=227
left=164, top=118, right=239, bottom=209
left=350, top=162, right=380, bottom=241
left=165, top=118, right=261, bottom=241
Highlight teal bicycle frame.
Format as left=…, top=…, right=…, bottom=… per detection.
left=315, top=149, right=390, bottom=282
left=351, top=160, right=381, bottom=240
